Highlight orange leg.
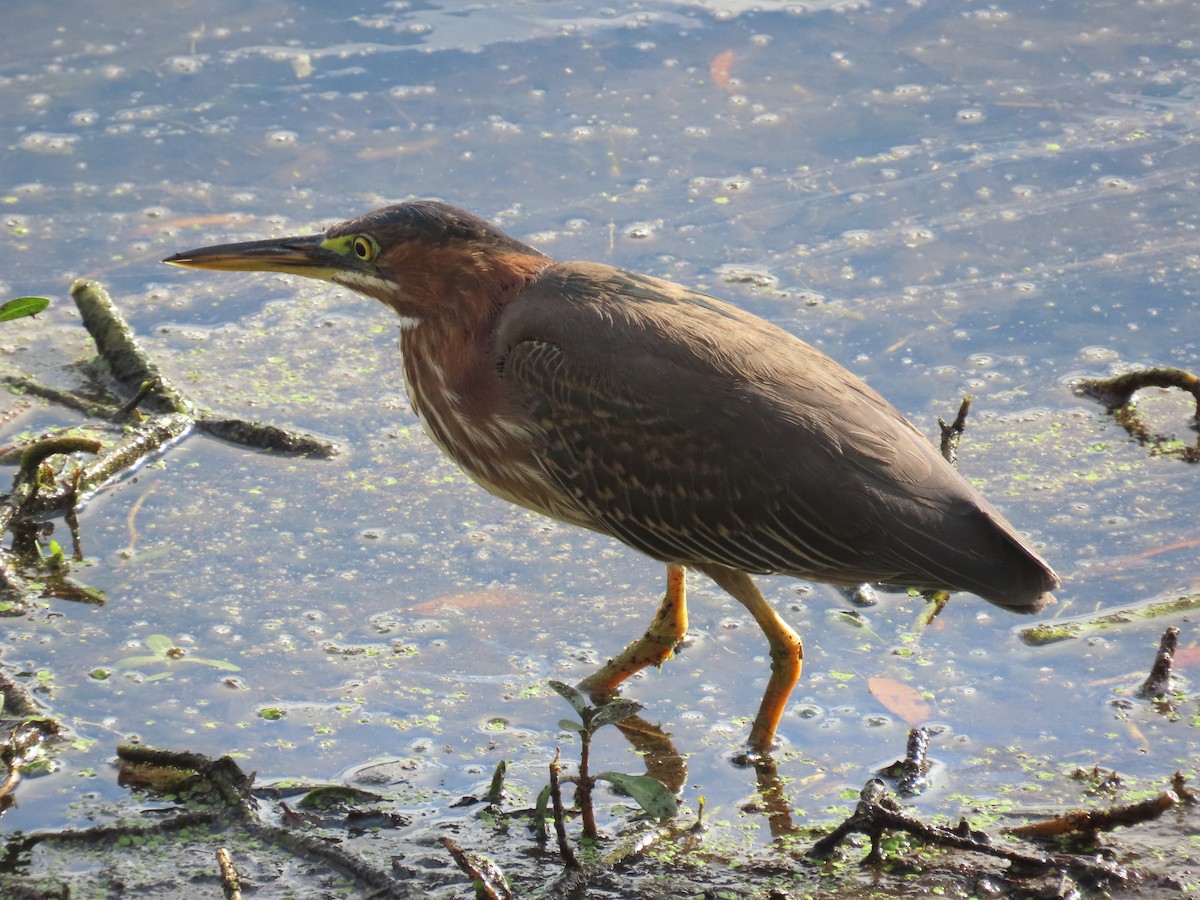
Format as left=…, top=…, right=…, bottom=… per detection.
left=578, top=562, right=689, bottom=697
left=697, top=563, right=803, bottom=755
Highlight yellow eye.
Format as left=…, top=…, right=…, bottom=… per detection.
left=351, top=235, right=377, bottom=262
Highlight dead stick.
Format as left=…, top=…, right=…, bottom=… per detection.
left=938, top=395, right=972, bottom=466
left=813, top=778, right=1049, bottom=867
left=1079, top=367, right=1200, bottom=417
left=1139, top=626, right=1179, bottom=698
left=116, top=745, right=419, bottom=897
left=896, top=727, right=931, bottom=797
left=1006, top=791, right=1179, bottom=840
left=71, top=279, right=195, bottom=415
left=215, top=847, right=243, bottom=900
left=549, top=750, right=580, bottom=870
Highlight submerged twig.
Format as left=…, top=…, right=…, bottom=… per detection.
left=8, top=809, right=219, bottom=850
left=12, top=280, right=334, bottom=465
left=70, top=279, right=335, bottom=455
left=80, top=413, right=194, bottom=489
left=811, top=778, right=1128, bottom=887
left=117, top=744, right=253, bottom=808
left=113, top=744, right=420, bottom=898
left=2, top=375, right=122, bottom=419
left=1079, top=367, right=1200, bottom=416
left=10, top=414, right=192, bottom=522
left=1, top=280, right=338, bottom=609
left=1078, top=366, right=1200, bottom=462
left=72, top=279, right=195, bottom=416
left=198, top=417, right=336, bottom=457
left=17, top=436, right=105, bottom=478
left=1006, top=790, right=1178, bottom=841
left=1019, top=594, right=1200, bottom=645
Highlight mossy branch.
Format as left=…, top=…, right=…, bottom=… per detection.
left=72, top=279, right=195, bottom=416
left=2, top=280, right=337, bottom=605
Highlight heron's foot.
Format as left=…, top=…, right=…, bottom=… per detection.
left=578, top=562, right=690, bottom=698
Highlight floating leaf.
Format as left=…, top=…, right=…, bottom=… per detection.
left=178, top=656, right=241, bottom=671
left=1175, top=646, right=1200, bottom=667
left=0, top=296, right=50, bottom=323
left=115, top=634, right=241, bottom=672
left=408, top=587, right=530, bottom=614
left=709, top=49, right=735, bottom=92
left=595, top=772, right=678, bottom=820
left=868, top=676, right=932, bottom=725
left=113, top=655, right=165, bottom=668
left=144, top=634, right=176, bottom=654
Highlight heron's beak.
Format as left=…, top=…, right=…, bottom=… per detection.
left=163, top=233, right=345, bottom=279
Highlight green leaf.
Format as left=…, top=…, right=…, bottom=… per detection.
left=0, top=296, right=50, bottom=322
left=595, top=772, right=678, bottom=820
left=548, top=680, right=588, bottom=716
left=178, top=656, right=242, bottom=672
left=113, top=655, right=164, bottom=668
left=590, top=698, right=643, bottom=729
left=557, top=719, right=585, bottom=733
left=534, top=783, right=553, bottom=838
left=486, top=760, right=507, bottom=805
left=144, top=634, right=176, bottom=654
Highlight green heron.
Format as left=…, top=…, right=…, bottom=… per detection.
left=165, top=200, right=1058, bottom=754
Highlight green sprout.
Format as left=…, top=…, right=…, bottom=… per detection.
left=536, top=680, right=678, bottom=843
left=113, top=634, right=241, bottom=682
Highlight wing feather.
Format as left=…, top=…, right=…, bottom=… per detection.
left=496, top=263, right=1057, bottom=609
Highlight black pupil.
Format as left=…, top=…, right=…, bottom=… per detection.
left=355, top=240, right=367, bottom=258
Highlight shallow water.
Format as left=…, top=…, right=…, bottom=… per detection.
left=2, top=0, right=1198, bottom=889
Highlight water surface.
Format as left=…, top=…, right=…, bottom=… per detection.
left=2, top=0, right=1197, bottom=891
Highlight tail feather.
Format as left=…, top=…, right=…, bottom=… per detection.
left=934, top=513, right=1058, bottom=612
left=875, top=498, right=1059, bottom=613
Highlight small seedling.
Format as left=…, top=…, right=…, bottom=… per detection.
left=536, top=680, right=678, bottom=844
left=114, top=634, right=241, bottom=681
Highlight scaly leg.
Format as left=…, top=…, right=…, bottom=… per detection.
left=696, top=563, right=803, bottom=755
left=578, top=562, right=689, bottom=697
